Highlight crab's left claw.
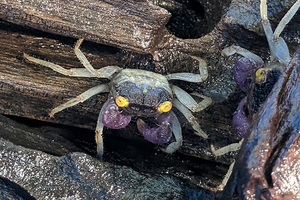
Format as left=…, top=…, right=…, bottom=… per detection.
left=137, top=112, right=183, bottom=154
left=137, top=113, right=172, bottom=144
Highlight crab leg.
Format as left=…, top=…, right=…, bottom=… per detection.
left=166, top=56, right=208, bottom=83
left=172, top=98, right=208, bottom=139
left=273, top=0, right=300, bottom=39
left=211, top=139, right=244, bottom=157
left=95, top=98, right=111, bottom=158
left=260, top=0, right=297, bottom=65
left=24, top=53, right=97, bottom=77
left=222, top=45, right=264, bottom=65
left=50, top=84, right=109, bottom=117
left=217, top=160, right=236, bottom=191
left=172, top=85, right=212, bottom=113
left=162, top=111, right=183, bottom=154
left=24, top=49, right=120, bottom=79
left=74, top=38, right=121, bottom=78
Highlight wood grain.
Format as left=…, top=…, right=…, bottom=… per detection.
left=0, top=0, right=171, bottom=54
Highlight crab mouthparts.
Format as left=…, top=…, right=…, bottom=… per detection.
left=125, top=104, right=158, bottom=116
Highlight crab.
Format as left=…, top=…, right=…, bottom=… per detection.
left=24, top=38, right=212, bottom=157
left=211, top=0, right=300, bottom=191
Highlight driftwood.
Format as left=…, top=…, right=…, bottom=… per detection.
left=0, top=0, right=171, bottom=54
left=0, top=0, right=226, bottom=75
left=0, top=24, right=111, bottom=129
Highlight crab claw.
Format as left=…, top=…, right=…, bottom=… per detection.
left=136, top=113, right=172, bottom=144
left=232, top=97, right=252, bottom=138
left=102, top=98, right=131, bottom=129
left=233, top=57, right=263, bottom=92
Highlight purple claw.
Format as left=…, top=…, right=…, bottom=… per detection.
left=102, top=98, right=131, bottom=129
left=137, top=113, right=172, bottom=144
left=233, top=57, right=263, bottom=92
left=232, top=97, right=252, bottom=138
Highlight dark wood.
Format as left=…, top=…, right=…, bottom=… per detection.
left=0, top=25, right=112, bottom=129
left=0, top=0, right=171, bottom=54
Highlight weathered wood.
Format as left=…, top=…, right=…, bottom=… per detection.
left=0, top=25, right=113, bottom=129
left=0, top=0, right=171, bottom=54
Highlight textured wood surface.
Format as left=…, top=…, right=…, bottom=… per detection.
left=0, top=22, right=114, bottom=129
left=0, top=0, right=171, bottom=54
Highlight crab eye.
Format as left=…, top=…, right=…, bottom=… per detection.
left=115, top=96, right=129, bottom=107
left=157, top=101, right=172, bottom=113
left=255, top=68, right=267, bottom=82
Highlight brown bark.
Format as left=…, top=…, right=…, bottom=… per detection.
left=0, top=0, right=171, bottom=54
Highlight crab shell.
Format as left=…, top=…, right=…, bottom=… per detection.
left=110, top=69, right=173, bottom=117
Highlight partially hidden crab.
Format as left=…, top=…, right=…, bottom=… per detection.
left=225, top=0, right=300, bottom=139
left=211, top=0, right=300, bottom=191
left=24, top=38, right=212, bottom=157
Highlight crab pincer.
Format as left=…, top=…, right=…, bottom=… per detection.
left=137, top=113, right=173, bottom=144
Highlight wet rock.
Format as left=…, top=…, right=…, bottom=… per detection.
left=1, top=140, right=186, bottom=199
left=0, top=114, right=218, bottom=199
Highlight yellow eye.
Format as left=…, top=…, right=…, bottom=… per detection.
left=115, top=96, right=129, bottom=107
left=158, top=101, right=172, bottom=113
left=255, top=68, right=267, bottom=83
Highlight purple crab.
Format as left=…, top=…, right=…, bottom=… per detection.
left=24, top=39, right=212, bottom=157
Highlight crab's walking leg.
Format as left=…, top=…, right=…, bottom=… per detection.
left=273, top=0, right=300, bottom=39
left=24, top=53, right=96, bottom=77
left=95, top=98, right=111, bottom=158
left=50, top=84, right=109, bottom=117
left=162, top=111, right=183, bottom=154
left=211, top=139, right=244, bottom=157
left=74, top=39, right=121, bottom=78
left=260, top=0, right=298, bottom=65
left=24, top=55, right=120, bottom=79
left=166, top=56, right=208, bottom=83
left=173, top=98, right=208, bottom=139
left=211, top=139, right=244, bottom=191
left=217, top=160, right=235, bottom=191
left=222, top=45, right=264, bottom=65
left=172, top=85, right=212, bottom=113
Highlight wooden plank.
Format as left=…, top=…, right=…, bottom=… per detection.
left=0, top=0, right=171, bottom=54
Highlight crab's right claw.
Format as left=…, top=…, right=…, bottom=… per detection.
left=102, top=98, right=131, bottom=129
left=232, top=97, right=252, bottom=138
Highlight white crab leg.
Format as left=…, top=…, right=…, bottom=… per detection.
left=50, top=84, right=109, bottom=117
left=172, top=98, right=208, bottom=139
left=260, top=0, right=295, bottom=65
left=273, top=0, right=300, bottom=40
left=95, top=98, right=111, bottom=157
left=222, top=45, right=264, bottom=64
left=217, top=160, right=236, bottom=191
left=24, top=53, right=96, bottom=77
left=172, top=85, right=212, bottom=113
left=162, top=111, right=183, bottom=154
left=74, top=38, right=121, bottom=78
left=211, top=139, right=244, bottom=157
left=166, top=56, right=208, bottom=83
